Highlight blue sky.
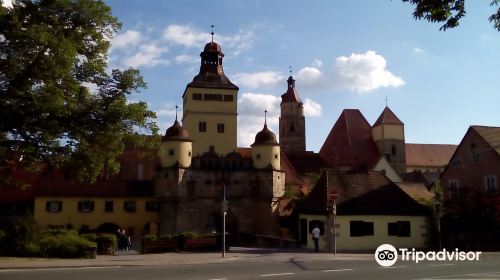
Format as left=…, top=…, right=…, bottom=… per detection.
left=104, top=0, right=500, bottom=151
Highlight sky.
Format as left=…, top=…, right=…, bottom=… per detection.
left=39, top=1, right=500, bottom=150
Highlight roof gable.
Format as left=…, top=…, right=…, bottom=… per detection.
left=472, top=126, right=500, bottom=155
left=319, top=109, right=380, bottom=169
left=373, top=106, right=403, bottom=126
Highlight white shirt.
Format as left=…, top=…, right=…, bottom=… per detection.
left=312, top=227, right=320, bottom=238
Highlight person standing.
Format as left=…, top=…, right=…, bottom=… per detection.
left=312, top=225, right=320, bottom=252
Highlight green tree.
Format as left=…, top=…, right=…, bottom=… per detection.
left=402, top=0, right=500, bottom=31
left=0, top=0, right=157, bottom=182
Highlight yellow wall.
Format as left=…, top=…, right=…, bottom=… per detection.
left=161, top=141, right=192, bottom=168
left=300, top=214, right=429, bottom=251
left=252, top=145, right=281, bottom=170
left=183, top=87, right=238, bottom=156
left=372, top=124, right=404, bottom=141
left=34, top=197, right=159, bottom=237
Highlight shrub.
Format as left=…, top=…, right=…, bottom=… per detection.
left=96, top=233, right=117, bottom=254
left=80, top=233, right=97, bottom=242
left=38, top=229, right=96, bottom=258
left=159, top=234, right=175, bottom=240
left=143, top=234, right=157, bottom=241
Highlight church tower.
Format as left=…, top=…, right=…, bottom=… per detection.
left=372, top=106, right=406, bottom=175
left=279, top=74, right=305, bottom=152
left=182, top=32, right=239, bottom=156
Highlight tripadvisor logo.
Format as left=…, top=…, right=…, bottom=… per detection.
left=374, top=244, right=482, bottom=267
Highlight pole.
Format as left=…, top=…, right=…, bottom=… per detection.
left=333, top=200, right=337, bottom=255
left=222, top=184, right=226, bottom=258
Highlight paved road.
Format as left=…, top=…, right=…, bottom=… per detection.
left=1, top=253, right=499, bottom=280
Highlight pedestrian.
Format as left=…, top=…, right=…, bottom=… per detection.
left=126, top=236, right=132, bottom=252
left=312, top=225, right=320, bottom=252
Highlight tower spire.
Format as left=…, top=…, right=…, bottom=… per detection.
left=264, top=110, right=268, bottom=125
left=210, top=25, right=214, bottom=42
left=175, top=105, right=178, bottom=121
left=385, top=96, right=388, bottom=107
left=289, top=65, right=293, bottom=76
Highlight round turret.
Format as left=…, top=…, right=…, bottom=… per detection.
left=251, top=124, right=280, bottom=170
left=204, top=41, right=221, bottom=52
left=161, top=120, right=192, bottom=168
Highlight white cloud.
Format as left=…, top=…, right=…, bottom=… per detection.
left=413, top=47, right=425, bottom=54
left=312, top=58, right=323, bottom=68
left=334, top=51, right=404, bottom=92
left=122, top=43, right=169, bottom=68
left=293, top=51, right=404, bottom=93
left=296, top=67, right=323, bottom=85
left=303, top=98, right=322, bottom=117
left=163, top=25, right=209, bottom=47
left=163, top=24, right=255, bottom=56
left=111, top=30, right=141, bottom=50
left=232, top=71, right=285, bottom=89
left=175, top=54, right=198, bottom=64
left=237, top=93, right=280, bottom=147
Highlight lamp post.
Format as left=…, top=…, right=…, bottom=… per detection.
left=222, top=183, right=228, bottom=258
left=328, top=191, right=338, bottom=255
left=435, top=200, right=442, bottom=250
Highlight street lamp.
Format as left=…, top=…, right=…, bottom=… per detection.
left=434, top=200, right=443, bottom=250
left=328, top=191, right=338, bottom=255
left=221, top=183, right=228, bottom=258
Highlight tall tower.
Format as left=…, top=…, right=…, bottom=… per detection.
left=279, top=74, right=305, bottom=152
left=372, top=106, right=406, bottom=175
left=182, top=34, right=239, bottom=156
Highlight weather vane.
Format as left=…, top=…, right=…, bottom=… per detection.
left=210, top=25, right=215, bottom=42
left=264, top=110, right=268, bottom=125
left=385, top=96, right=388, bottom=107
left=289, top=65, right=293, bottom=76
left=175, top=105, right=178, bottom=121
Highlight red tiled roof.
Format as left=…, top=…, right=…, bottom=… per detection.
left=300, top=170, right=430, bottom=216
left=280, top=152, right=307, bottom=186
left=282, top=151, right=331, bottom=175
left=319, top=109, right=380, bottom=169
left=373, top=106, right=403, bottom=126
left=36, top=179, right=154, bottom=197
left=405, top=143, right=457, bottom=168
left=235, top=147, right=252, bottom=158
left=472, top=126, right=500, bottom=155
left=280, top=76, right=302, bottom=103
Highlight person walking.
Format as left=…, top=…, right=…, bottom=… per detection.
left=312, top=225, right=320, bottom=252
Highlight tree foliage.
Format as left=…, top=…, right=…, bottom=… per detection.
left=402, top=0, right=500, bottom=31
left=0, top=0, right=157, bottom=182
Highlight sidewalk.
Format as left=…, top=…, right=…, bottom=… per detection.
left=0, top=248, right=374, bottom=269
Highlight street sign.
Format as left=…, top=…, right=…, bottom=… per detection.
left=329, top=190, right=338, bottom=200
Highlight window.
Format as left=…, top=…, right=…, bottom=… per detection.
left=203, top=93, right=223, bottom=101
left=199, top=121, right=207, bottom=132
left=169, top=149, right=175, bottom=156
left=274, top=154, right=279, bottom=159
left=290, top=122, right=295, bottom=133
left=137, top=163, right=144, bottom=180
left=350, top=221, right=374, bottom=237
left=470, top=143, right=479, bottom=163
left=104, top=201, right=114, bottom=213
left=193, top=93, right=202, bottom=100
left=78, top=200, right=95, bottom=213
left=256, top=154, right=261, bottom=159
left=45, top=201, right=62, bottom=213
left=485, top=175, right=497, bottom=193
left=217, top=123, right=225, bottom=133
left=145, top=201, right=159, bottom=212
left=388, top=221, right=411, bottom=237
left=124, top=200, right=137, bottom=212
left=223, top=94, right=233, bottom=102
left=391, top=145, right=397, bottom=156
left=449, top=179, right=459, bottom=198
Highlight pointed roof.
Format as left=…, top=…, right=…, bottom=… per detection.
left=319, top=109, right=380, bottom=169
left=472, top=126, right=500, bottom=155
left=373, top=106, right=403, bottom=126
left=281, top=76, right=302, bottom=104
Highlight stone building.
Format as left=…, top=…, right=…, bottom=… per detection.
left=155, top=39, right=285, bottom=237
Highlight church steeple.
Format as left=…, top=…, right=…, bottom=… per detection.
left=279, top=69, right=306, bottom=152
left=187, top=26, right=238, bottom=90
